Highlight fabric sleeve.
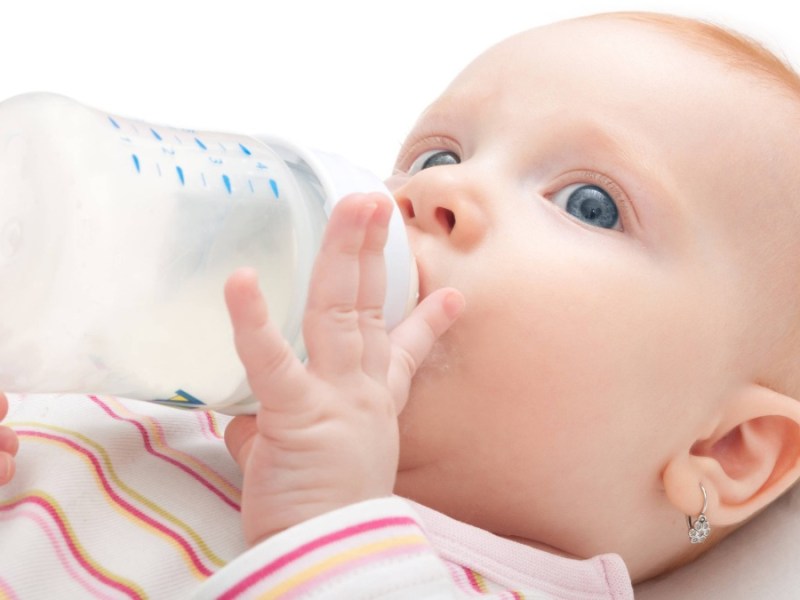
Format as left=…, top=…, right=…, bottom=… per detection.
left=193, top=497, right=459, bottom=599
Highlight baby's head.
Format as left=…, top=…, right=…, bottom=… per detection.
left=385, top=12, right=800, bottom=582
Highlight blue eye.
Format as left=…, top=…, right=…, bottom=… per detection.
left=411, top=150, right=461, bottom=172
left=551, top=184, right=621, bottom=230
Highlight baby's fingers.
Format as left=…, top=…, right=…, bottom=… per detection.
left=303, top=194, right=383, bottom=377
left=225, top=268, right=308, bottom=408
left=0, top=394, right=18, bottom=485
left=0, top=446, right=16, bottom=485
left=389, top=288, right=465, bottom=411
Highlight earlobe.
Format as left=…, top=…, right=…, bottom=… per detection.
left=663, top=383, right=800, bottom=529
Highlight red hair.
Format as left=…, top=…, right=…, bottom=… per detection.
left=596, top=12, right=800, bottom=98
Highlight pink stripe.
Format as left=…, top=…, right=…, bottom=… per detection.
left=89, top=396, right=239, bottom=510
left=196, top=411, right=224, bottom=441
left=0, top=496, right=142, bottom=598
left=219, top=516, right=417, bottom=600
left=463, top=565, right=484, bottom=592
left=0, top=508, right=116, bottom=599
left=444, top=561, right=479, bottom=594
left=0, top=575, right=20, bottom=600
left=280, top=541, right=428, bottom=600
left=19, top=429, right=212, bottom=577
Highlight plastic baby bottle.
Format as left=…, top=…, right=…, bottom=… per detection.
left=0, top=92, right=417, bottom=414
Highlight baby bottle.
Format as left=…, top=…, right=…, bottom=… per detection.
left=0, top=92, right=417, bottom=415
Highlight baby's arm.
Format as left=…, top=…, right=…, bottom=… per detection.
left=0, top=393, right=18, bottom=484
left=222, top=192, right=464, bottom=546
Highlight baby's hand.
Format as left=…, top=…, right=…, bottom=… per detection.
left=223, top=193, right=463, bottom=546
left=0, top=393, right=18, bottom=485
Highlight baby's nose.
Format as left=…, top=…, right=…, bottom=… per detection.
left=395, top=167, right=487, bottom=248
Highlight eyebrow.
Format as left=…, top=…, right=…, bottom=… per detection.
left=541, top=113, right=695, bottom=249
left=405, top=96, right=687, bottom=246
left=585, top=121, right=689, bottom=246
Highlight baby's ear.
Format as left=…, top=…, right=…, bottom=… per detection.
left=663, top=383, right=800, bottom=527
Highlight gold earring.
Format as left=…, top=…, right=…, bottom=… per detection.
left=687, top=482, right=711, bottom=544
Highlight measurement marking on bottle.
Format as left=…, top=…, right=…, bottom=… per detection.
left=219, top=143, right=227, bottom=153
left=176, top=166, right=185, bottom=185
left=201, top=173, right=207, bottom=187
left=248, top=180, right=255, bottom=193
left=195, top=138, right=207, bottom=150
left=223, top=174, right=232, bottom=194
left=108, top=116, right=121, bottom=129
left=240, top=143, right=252, bottom=156
left=174, top=135, right=183, bottom=145
left=156, top=163, right=162, bottom=177
left=270, top=179, right=279, bottom=199
left=132, top=154, right=141, bottom=173
left=151, top=128, right=163, bottom=141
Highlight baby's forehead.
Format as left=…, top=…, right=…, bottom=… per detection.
left=435, top=13, right=800, bottom=295
left=474, top=13, right=798, bottom=99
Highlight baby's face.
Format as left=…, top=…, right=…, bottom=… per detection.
left=386, top=16, right=800, bottom=577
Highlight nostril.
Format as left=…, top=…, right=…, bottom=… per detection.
left=397, top=197, right=415, bottom=219
left=435, top=207, right=456, bottom=234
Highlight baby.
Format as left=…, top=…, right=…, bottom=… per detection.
left=4, top=10, right=800, bottom=598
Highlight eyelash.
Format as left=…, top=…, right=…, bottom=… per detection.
left=545, top=171, right=634, bottom=232
left=397, top=135, right=461, bottom=174
left=398, top=142, right=635, bottom=233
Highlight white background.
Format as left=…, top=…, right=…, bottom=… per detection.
left=1, top=0, right=796, bottom=177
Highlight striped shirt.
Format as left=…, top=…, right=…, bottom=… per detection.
left=0, top=394, right=632, bottom=599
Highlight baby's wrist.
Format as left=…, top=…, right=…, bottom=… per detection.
left=244, top=493, right=395, bottom=547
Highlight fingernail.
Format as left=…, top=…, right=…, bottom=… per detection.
left=372, top=200, right=393, bottom=226
left=444, top=291, right=466, bottom=319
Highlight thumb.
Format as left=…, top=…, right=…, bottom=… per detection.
left=388, top=288, right=464, bottom=412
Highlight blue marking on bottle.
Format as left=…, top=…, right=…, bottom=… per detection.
left=248, top=180, right=255, bottom=193
left=219, top=143, right=227, bottom=153
left=120, top=136, right=132, bottom=143
left=239, top=143, right=252, bottom=156
left=176, top=166, right=185, bottom=185
left=152, top=389, right=207, bottom=409
left=151, top=128, right=162, bottom=141
left=195, top=137, right=207, bottom=150
left=223, top=174, right=232, bottom=194
left=256, top=162, right=267, bottom=170
left=156, top=163, right=162, bottom=177
left=201, top=173, right=207, bottom=187
left=109, top=116, right=120, bottom=129
left=270, top=179, right=279, bottom=199
left=132, top=154, right=141, bottom=173
left=209, top=157, right=223, bottom=165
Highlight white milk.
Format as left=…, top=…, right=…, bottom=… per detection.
left=0, top=93, right=416, bottom=414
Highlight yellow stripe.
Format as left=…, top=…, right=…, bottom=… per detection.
left=258, top=534, right=427, bottom=599
left=2, top=490, right=147, bottom=598
left=103, top=396, right=241, bottom=500
left=472, top=569, right=489, bottom=592
left=12, top=421, right=226, bottom=574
